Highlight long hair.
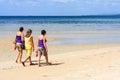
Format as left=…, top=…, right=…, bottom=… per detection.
left=25, top=29, right=32, bottom=38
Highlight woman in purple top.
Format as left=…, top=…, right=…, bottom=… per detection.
left=37, top=30, right=51, bottom=67
left=15, top=27, right=24, bottom=63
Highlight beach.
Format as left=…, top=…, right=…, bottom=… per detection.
left=0, top=16, right=120, bottom=79
left=0, top=0, right=120, bottom=78
left=0, top=40, right=120, bottom=80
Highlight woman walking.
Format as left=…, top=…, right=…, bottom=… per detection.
left=22, top=29, right=34, bottom=66
left=15, top=27, right=24, bottom=63
left=37, top=30, right=51, bottom=67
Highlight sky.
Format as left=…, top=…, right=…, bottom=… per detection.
left=0, top=0, right=120, bottom=16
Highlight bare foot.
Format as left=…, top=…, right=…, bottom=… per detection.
left=15, top=60, right=18, bottom=63
left=22, top=62, right=25, bottom=67
left=30, top=63, right=35, bottom=65
left=38, top=64, right=41, bottom=67
left=46, top=62, right=52, bottom=65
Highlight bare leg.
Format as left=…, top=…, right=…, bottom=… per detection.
left=16, top=52, right=20, bottom=63
left=22, top=56, right=30, bottom=67
left=29, top=57, right=32, bottom=65
left=24, top=56, right=30, bottom=63
left=19, top=50, right=23, bottom=63
left=38, top=55, right=41, bottom=67
left=16, top=51, right=21, bottom=63
left=45, top=55, right=52, bottom=65
left=45, top=55, right=49, bottom=64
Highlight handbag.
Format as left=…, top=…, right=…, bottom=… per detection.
left=21, top=40, right=25, bottom=50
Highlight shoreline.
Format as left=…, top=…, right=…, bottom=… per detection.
left=1, top=41, right=120, bottom=62
left=0, top=36, right=120, bottom=62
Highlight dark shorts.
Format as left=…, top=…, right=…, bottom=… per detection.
left=38, top=47, right=47, bottom=56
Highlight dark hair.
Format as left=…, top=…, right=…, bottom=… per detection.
left=25, top=29, right=32, bottom=37
left=19, top=27, right=24, bottom=32
left=41, top=30, right=46, bottom=35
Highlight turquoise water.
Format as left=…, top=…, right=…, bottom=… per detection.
left=0, top=16, right=120, bottom=44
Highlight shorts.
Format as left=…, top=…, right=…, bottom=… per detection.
left=16, top=43, right=22, bottom=51
left=26, top=49, right=32, bottom=57
left=38, top=47, right=47, bottom=56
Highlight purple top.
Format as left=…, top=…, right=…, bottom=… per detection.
left=38, top=40, right=44, bottom=48
left=16, top=36, right=22, bottom=43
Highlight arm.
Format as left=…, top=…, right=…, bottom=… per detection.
left=31, top=36, right=34, bottom=51
left=43, top=36, right=48, bottom=52
left=21, top=33, right=24, bottom=41
left=14, top=32, right=18, bottom=44
left=14, top=35, right=16, bottom=44
left=36, top=36, right=40, bottom=51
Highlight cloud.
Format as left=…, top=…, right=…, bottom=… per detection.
left=0, top=0, right=78, bottom=7
left=0, top=0, right=120, bottom=15
left=2, top=0, right=77, bottom=4
left=49, top=0, right=77, bottom=3
left=1, top=0, right=120, bottom=4
left=83, top=0, right=120, bottom=5
left=3, top=0, right=40, bottom=6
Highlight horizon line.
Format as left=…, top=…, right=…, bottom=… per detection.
left=0, top=14, right=120, bottom=16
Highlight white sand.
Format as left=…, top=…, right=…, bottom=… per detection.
left=0, top=43, right=120, bottom=80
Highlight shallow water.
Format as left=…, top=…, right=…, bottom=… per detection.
left=1, top=16, right=120, bottom=44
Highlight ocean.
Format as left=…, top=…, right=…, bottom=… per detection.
left=0, top=15, right=120, bottom=44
